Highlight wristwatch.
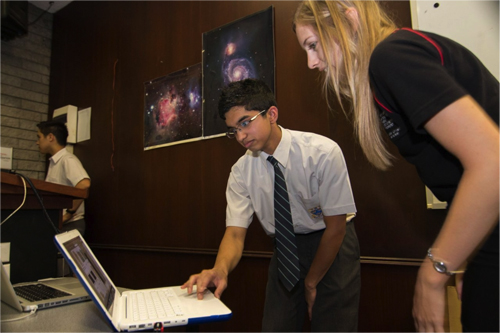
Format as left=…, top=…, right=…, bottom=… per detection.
left=427, top=248, right=464, bottom=276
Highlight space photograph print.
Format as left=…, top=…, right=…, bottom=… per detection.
left=202, top=6, right=275, bottom=137
left=143, top=64, right=202, bottom=150
left=143, top=6, right=275, bottom=150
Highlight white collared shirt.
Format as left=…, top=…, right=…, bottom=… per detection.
left=46, top=148, right=90, bottom=221
left=225, top=127, right=356, bottom=236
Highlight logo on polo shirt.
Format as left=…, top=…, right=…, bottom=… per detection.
left=308, top=206, right=323, bottom=219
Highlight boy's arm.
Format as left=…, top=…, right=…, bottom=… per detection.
left=63, top=178, right=91, bottom=222
left=304, top=214, right=346, bottom=318
left=181, top=226, right=247, bottom=300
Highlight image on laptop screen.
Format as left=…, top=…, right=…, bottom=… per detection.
left=62, top=237, right=115, bottom=311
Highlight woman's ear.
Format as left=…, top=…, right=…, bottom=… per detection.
left=345, top=7, right=359, bottom=33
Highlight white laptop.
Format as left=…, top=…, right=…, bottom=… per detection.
left=1, top=262, right=90, bottom=312
left=54, top=230, right=232, bottom=332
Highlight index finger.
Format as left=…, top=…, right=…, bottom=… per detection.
left=195, top=270, right=220, bottom=300
left=195, top=276, right=210, bottom=300
left=181, top=274, right=200, bottom=295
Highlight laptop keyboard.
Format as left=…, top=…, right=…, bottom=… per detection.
left=129, top=289, right=184, bottom=321
left=14, top=284, right=71, bottom=302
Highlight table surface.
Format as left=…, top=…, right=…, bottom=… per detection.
left=1, top=298, right=113, bottom=332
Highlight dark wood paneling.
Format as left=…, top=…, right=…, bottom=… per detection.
left=358, top=262, right=419, bottom=332
left=49, top=1, right=445, bottom=331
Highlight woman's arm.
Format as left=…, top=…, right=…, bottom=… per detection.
left=413, top=95, right=499, bottom=332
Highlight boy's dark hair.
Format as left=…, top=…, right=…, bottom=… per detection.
left=37, top=121, right=68, bottom=146
left=218, top=79, right=277, bottom=120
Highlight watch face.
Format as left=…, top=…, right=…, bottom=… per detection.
left=434, top=262, right=447, bottom=273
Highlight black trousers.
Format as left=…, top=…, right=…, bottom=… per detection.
left=261, top=222, right=361, bottom=332
left=461, top=223, right=499, bottom=332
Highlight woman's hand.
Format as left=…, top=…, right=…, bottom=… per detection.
left=413, top=260, right=450, bottom=332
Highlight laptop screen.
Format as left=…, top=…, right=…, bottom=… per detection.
left=62, top=236, right=115, bottom=311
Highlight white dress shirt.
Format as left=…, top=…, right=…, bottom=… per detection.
left=46, top=148, right=90, bottom=222
left=225, top=127, right=356, bottom=236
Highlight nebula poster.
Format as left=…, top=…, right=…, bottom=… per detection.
left=144, top=64, right=202, bottom=150
left=202, top=6, right=275, bottom=137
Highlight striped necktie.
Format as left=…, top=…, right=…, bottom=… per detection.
left=267, top=155, right=300, bottom=291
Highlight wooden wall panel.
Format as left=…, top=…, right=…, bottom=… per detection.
left=358, top=263, right=420, bottom=332
left=48, top=1, right=447, bottom=331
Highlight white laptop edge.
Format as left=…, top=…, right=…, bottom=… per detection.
left=54, top=230, right=121, bottom=331
left=54, top=230, right=232, bottom=332
left=1, top=262, right=90, bottom=312
left=1, top=263, right=26, bottom=311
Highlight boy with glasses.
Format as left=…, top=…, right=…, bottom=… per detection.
left=182, top=79, right=360, bottom=331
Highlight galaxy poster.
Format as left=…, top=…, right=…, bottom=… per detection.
left=202, top=6, right=275, bottom=137
left=143, top=64, right=202, bottom=150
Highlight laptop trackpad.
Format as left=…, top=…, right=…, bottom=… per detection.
left=46, top=278, right=84, bottom=291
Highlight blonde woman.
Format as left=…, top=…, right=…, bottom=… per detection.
left=294, top=1, right=499, bottom=332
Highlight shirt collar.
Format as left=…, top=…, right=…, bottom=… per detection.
left=50, top=147, right=68, bottom=164
left=259, top=125, right=291, bottom=168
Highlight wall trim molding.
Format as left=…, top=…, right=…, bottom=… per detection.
left=360, top=256, right=422, bottom=266
left=90, top=244, right=423, bottom=265
left=90, top=243, right=270, bottom=258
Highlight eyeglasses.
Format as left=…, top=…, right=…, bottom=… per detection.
left=226, top=109, right=267, bottom=139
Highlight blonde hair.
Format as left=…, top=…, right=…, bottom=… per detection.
left=294, top=0, right=398, bottom=170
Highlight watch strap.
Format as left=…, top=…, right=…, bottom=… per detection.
left=427, top=248, right=465, bottom=276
